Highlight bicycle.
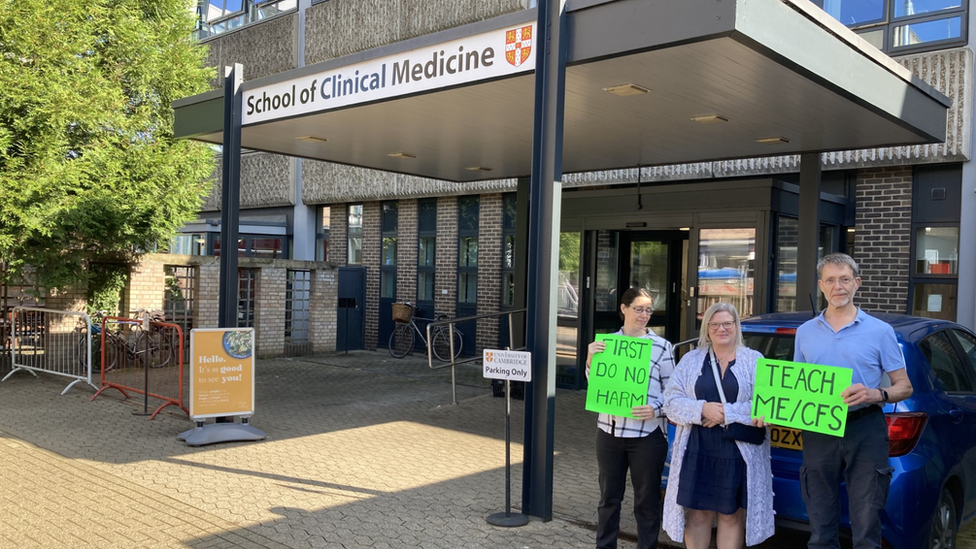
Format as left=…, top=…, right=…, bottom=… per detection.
left=388, top=302, right=463, bottom=361
left=79, top=309, right=175, bottom=372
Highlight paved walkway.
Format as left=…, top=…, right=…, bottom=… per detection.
left=0, top=350, right=974, bottom=548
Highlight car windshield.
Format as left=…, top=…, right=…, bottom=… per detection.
left=742, top=332, right=795, bottom=362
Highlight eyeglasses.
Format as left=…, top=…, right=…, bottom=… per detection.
left=823, top=277, right=855, bottom=286
left=629, top=306, right=652, bottom=315
left=707, top=321, right=735, bottom=331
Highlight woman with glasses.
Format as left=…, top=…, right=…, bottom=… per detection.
left=662, top=302, right=774, bottom=548
left=585, top=287, right=676, bottom=549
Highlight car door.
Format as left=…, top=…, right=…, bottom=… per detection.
left=918, top=328, right=976, bottom=519
left=944, top=328, right=976, bottom=519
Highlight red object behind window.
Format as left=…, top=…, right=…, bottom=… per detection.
left=886, top=412, right=928, bottom=457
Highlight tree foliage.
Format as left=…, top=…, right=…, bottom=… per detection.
left=0, top=0, right=215, bottom=292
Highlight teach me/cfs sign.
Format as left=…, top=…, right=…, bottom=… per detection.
left=189, top=328, right=255, bottom=420
left=585, top=335, right=653, bottom=418
left=752, top=358, right=853, bottom=437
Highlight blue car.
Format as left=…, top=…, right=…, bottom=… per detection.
left=738, top=311, right=976, bottom=549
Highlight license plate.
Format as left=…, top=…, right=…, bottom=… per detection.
left=770, top=426, right=803, bottom=450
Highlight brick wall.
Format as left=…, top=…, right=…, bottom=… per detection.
left=476, top=194, right=503, bottom=351
left=256, top=268, right=287, bottom=357
left=853, top=166, right=912, bottom=313
left=435, top=196, right=459, bottom=316
left=397, top=199, right=419, bottom=304
left=310, top=268, right=338, bottom=351
left=331, top=205, right=348, bottom=266
left=362, top=202, right=381, bottom=349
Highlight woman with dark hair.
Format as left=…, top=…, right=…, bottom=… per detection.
left=662, top=302, right=774, bottom=548
left=586, top=287, right=676, bottom=549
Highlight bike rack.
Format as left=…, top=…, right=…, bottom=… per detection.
left=425, top=308, right=527, bottom=405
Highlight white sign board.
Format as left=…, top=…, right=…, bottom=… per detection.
left=243, top=23, right=535, bottom=125
left=483, top=349, right=532, bottom=381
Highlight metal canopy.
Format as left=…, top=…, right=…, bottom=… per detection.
left=174, top=0, right=949, bottom=182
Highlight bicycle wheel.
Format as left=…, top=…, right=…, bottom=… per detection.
left=148, top=330, right=175, bottom=369
left=389, top=323, right=415, bottom=358
left=102, top=335, right=121, bottom=372
left=431, top=327, right=463, bottom=362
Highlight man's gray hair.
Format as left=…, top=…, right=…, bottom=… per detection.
left=817, top=252, right=859, bottom=279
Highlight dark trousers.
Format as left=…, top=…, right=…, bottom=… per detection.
left=596, top=428, right=667, bottom=549
left=801, top=407, right=893, bottom=549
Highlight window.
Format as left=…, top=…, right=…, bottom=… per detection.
left=773, top=216, right=798, bottom=312
left=380, top=202, right=398, bottom=300
left=457, top=196, right=479, bottom=304
left=501, top=194, right=517, bottom=307
left=697, top=228, right=756, bottom=320
left=812, top=0, right=967, bottom=53
left=949, top=329, right=976, bottom=378
left=237, top=268, right=257, bottom=328
left=316, top=206, right=330, bottom=262
left=418, top=199, right=437, bottom=304
left=196, top=0, right=298, bottom=40
left=285, top=269, right=311, bottom=356
left=920, top=331, right=971, bottom=392
left=910, top=166, right=960, bottom=321
left=347, top=204, right=363, bottom=265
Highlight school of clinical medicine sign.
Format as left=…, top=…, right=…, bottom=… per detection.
left=243, top=23, right=536, bottom=126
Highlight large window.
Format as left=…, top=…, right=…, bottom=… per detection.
left=697, top=228, right=756, bottom=320
left=812, top=0, right=966, bottom=52
left=196, top=0, right=297, bottom=40
left=347, top=204, right=363, bottom=265
left=417, top=199, right=437, bottom=303
left=380, top=202, right=398, bottom=300
left=457, top=196, right=479, bottom=304
left=501, top=194, right=517, bottom=307
left=910, top=166, right=960, bottom=321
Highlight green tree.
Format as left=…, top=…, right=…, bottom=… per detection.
left=0, top=0, right=215, bottom=294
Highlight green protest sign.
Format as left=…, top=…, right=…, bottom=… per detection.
left=585, top=334, right=653, bottom=418
left=752, top=358, right=853, bottom=437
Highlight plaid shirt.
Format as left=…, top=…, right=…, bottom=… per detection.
left=595, top=329, right=675, bottom=438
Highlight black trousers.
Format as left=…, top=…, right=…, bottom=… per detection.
left=596, top=428, right=668, bottom=549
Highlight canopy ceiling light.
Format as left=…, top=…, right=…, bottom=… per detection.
left=603, top=83, right=650, bottom=97
left=295, top=135, right=328, bottom=143
left=387, top=152, right=417, bottom=159
left=465, top=166, right=493, bottom=172
left=756, top=136, right=791, bottom=145
left=690, top=114, right=730, bottom=124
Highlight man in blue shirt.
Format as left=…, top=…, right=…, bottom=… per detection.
left=793, top=253, right=913, bottom=549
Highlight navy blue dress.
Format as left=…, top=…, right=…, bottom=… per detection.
left=676, top=354, right=748, bottom=514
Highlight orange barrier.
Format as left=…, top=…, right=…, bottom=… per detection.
left=90, top=316, right=186, bottom=419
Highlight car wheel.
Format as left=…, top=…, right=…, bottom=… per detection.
left=930, top=488, right=957, bottom=549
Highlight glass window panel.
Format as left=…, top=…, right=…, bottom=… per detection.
left=919, top=331, right=971, bottom=392
left=820, top=0, right=885, bottom=26
left=503, top=193, right=517, bottom=231
left=347, top=237, right=362, bottom=265
left=503, top=273, right=515, bottom=307
left=630, top=241, right=667, bottom=316
left=418, top=272, right=435, bottom=301
left=458, top=196, right=480, bottom=233
left=418, top=199, right=437, bottom=233
left=459, top=237, right=479, bottom=267
left=915, top=227, right=959, bottom=274
left=949, top=330, right=976, bottom=380
left=459, top=273, right=478, bottom=303
left=894, top=0, right=962, bottom=18
left=250, top=237, right=282, bottom=259
left=774, top=217, right=799, bottom=313
left=595, top=230, right=619, bottom=312
left=857, top=28, right=886, bottom=48
left=380, top=270, right=396, bottom=299
left=893, top=16, right=961, bottom=46
left=697, top=228, right=756, bottom=320
left=419, top=237, right=435, bottom=267
left=912, top=283, right=957, bottom=321
left=381, top=202, right=398, bottom=232
left=348, top=204, right=363, bottom=228
left=559, top=233, right=581, bottom=318
left=382, top=237, right=397, bottom=266
left=504, top=235, right=515, bottom=269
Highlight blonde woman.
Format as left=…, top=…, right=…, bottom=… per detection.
left=662, top=302, right=773, bottom=548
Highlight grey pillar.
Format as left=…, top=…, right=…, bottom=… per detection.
left=797, top=153, right=822, bottom=310
left=219, top=64, right=243, bottom=329
left=521, top=0, right=567, bottom=521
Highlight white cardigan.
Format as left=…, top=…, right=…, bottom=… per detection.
left=661, top=346, right=775, bottom=546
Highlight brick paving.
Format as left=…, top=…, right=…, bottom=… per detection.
left=1, top=351, right=974, bottom=548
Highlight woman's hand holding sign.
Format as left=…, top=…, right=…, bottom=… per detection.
left=585, top=340, right=607, bottom=379
left=701, top=401, right=725, bottom=428
left=631, top=405, right=656, bottom=420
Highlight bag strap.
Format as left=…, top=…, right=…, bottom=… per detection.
left=708, top=347, right=730, bottom=427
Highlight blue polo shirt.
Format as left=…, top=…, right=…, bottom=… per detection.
left=794, top=308, right=906, bottom=399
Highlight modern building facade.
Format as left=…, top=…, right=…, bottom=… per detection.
left=175, top=0, right=970, bottom=392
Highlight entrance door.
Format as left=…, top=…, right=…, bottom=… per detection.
left=591, top=231, right=686, bottom=342
left=336, top=267, right=365, bottom=352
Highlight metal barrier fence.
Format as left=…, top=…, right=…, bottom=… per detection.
left=426, top=308, right=527, bottom=405
left=89, top=315, right=186, bottom=419
left=0, top=307, right=97, bottom=395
